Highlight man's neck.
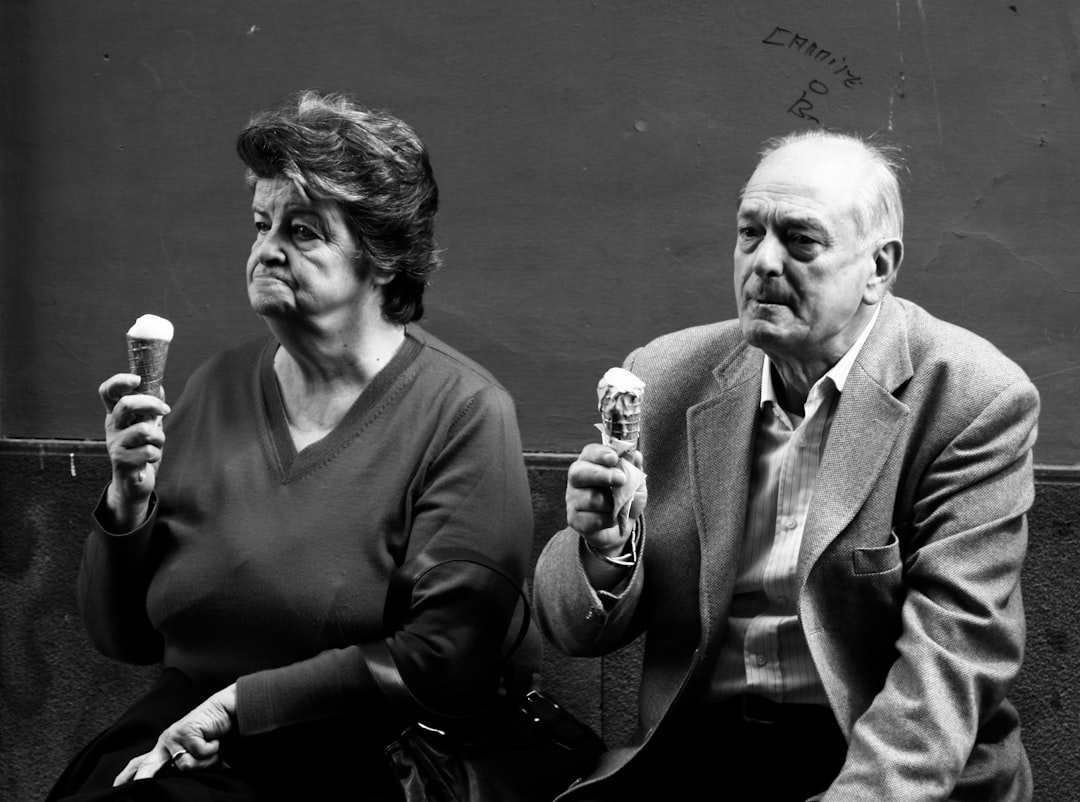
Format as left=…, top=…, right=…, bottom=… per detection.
left=767, top=360, right=819, bottom=418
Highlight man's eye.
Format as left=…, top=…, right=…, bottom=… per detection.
left=254, top=221, right=270, bottom=234
left=789, top=233, right=818, bottom=247
left=738, top=226, right=761, bottom=239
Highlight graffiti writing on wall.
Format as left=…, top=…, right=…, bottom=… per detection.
left=762, top=26, right=863, bottom=125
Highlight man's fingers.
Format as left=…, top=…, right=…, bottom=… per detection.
left=569, top=485, right=616, bottom=514
left=569, top=510, right=618, bottom=536
left=567, top=484, right=620, bottom=532
left=566, top=443, right=638, bottom=534
left=568, top=461, right=626, bottom=490
left=581, top=524, right=627, bottom=554
left=579, top=442, right=620, bottom=466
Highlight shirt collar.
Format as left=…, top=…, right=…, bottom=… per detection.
left=759, top=303, right=882, bottom=409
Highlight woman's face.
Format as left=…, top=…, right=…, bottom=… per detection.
left=246, top=177, right=382, bottom=325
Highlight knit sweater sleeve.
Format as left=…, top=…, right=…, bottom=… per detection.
left=77, top=490, right=165, bottom=664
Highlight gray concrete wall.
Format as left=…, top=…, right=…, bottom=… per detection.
left=3, top=0, right=1079, bottom=462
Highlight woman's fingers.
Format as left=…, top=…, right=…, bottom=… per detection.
left=113, top=747, right=169, bottom=785
left=104, top=392, right=169, bottom=502
left=108, top=394, right=171, bottom=430
left=112, top=688, right=237, bottom=786
left=112, top=742, right=219, bottom=786
left=99, top=374, right=143, bottom=413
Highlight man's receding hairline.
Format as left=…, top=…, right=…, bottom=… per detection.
left=745, top=130, right=904, bottom=244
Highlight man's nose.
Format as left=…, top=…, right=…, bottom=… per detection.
left=751, top=232, right=784, bottom=277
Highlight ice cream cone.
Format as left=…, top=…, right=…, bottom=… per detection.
left=597, top=367, right=645, bottom=451
left=127, top=337, right=170, bottom=400
left=594, top=367, right=647, bottom=538
left=126, top=314, right=174, bottom=402
left=606, top=400, right=641, bottom=446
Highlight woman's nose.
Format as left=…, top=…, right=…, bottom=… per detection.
left=253, top=227, right=286, bottom=264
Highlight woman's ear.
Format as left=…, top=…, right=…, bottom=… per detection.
left=356, top=252, right=395, bottom=287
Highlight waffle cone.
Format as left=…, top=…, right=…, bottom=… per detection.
left=127, top=336, right=170, bottom=401
left=597, top=367, right=645, bottom=450
left=605, top=404, right=641, bottom=447
left=602, top=399, right=641, bottom=448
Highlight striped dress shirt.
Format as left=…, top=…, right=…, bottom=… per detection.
left=710, top=306, right=880, bottom=705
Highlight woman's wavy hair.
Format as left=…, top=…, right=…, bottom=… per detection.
left=236, top=90, right=441, bottom=324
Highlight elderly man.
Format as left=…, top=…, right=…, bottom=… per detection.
left=533, top=130, right=1038, bottom=801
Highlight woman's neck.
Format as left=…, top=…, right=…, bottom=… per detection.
left=269, top=314, right=406, bottom=447
left=275, top=319, right=405, bottom=386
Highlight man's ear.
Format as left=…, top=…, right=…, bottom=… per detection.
left=865, top=238, right=903, bottom=303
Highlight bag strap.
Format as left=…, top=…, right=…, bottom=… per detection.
left=382, top=545, right=532, bottom=661
left=369, top=546, right=534, bottom=720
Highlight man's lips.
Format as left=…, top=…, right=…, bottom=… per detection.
left=748, top=295, right=790, bottom=307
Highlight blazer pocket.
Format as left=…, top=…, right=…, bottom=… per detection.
left=852, top=530, right=901, bottom=575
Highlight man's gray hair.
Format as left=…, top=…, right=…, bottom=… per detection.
left=757, top=129, right=906, bottom=248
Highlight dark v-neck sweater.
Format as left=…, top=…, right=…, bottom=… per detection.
left=78, top=325, right=534, bottom=739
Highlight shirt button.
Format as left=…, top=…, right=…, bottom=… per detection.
left=782, top=517, right=797, bottom=530
left=756, top=654, right=768, bottom=667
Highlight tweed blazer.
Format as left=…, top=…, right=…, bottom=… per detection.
left=534, top=294, right=1039, bottom=801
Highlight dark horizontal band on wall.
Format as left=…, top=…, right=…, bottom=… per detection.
left=0, top=438, right=1076, bottom=485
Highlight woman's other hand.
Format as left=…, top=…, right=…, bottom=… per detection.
left=113, top=684, right=236, bottom=785
left=99, top=373, right=170, bottom=530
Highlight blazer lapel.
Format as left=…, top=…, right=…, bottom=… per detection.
left=687, top=343, right=763, bottom=648
left=797, top=295, right=914, bottom=587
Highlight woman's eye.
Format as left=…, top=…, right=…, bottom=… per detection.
left=292, top=224, right=320, bottom=241
left=254, top=221, right=270, bottom=234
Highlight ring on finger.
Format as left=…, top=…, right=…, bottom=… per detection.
left=169, top=749, right=189, bottom=766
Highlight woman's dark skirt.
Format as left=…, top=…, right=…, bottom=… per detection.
left=46, top=668, right=402, bottom=801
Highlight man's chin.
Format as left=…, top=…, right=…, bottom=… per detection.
left=741, top=314, right=790, bottom=344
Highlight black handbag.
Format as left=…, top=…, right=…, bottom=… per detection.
left=380, top=548, right=606, bottom=802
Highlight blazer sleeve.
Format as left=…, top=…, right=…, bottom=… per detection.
left=533, top=522, right=646, bottom=657
left=824, top=377, right=1039, bottom=801
left=533, top=345, right=651, bottom=657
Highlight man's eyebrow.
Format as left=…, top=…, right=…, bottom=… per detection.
left=784, top=214, right=827, bottom=232
left=735, top=200, right=763, bottom=219
left=735, top=205, right=824, bottom=226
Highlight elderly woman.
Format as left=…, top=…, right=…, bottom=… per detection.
left=47, top=90, right=536, bottom=801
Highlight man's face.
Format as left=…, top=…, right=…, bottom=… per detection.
left=734, top=141, right=883, bottom=370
